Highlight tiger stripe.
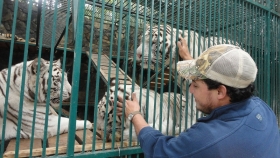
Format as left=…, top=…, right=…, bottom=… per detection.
left=0, top=58, right=93, bottom=140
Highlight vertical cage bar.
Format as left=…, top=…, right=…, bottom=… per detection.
left=123, top=0, right=133, bottom=147
left=131, top=1, right=140, bottom=91
left=169, top=1, right=175, bottom=135
left=175, top=0, right=184, bottom=133
left=29, top=0, right=47, bottom=155
left=159, top=0, right=169, bottom=134
left=24, top=0, right=40, bottom=157
left=42, top=0, right=60, bottom=156
left=207, top=0, right=211, bottom=47
left=264, top=0, right=271, bottom=105
left=270, top=15, right=276, bottom=111
left=233, top=0, right=237, bottom=44
left=83, top=0, right=95, bottom=153
left=54, top=0, right=72, bottom=156
left=0, top=0, right=18, bottom=156
left=226, top=0, right=229, bottom=42
left=153, top=0, right=162, bottom=133
left=111, top=0, right=124, bottom=149
left=67, top=0, right=85, bottom=156
left=212, top=0, right=216, bottom=44
left=14, top=0, right=28, bottom=156
left=217, top=0, right=221, bottom=42
left=181, top=0, right=188, bottom=130
left=277, top=17, right=280, bottom=125
left=0, top=0, right=3, bottom=23
left=96, top=0, right=113, bottom=151
left=138, top=0, right=147, bottom=117
left=87, top=0, right=100, bottom=152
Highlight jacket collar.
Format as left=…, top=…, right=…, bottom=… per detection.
left=198, top=96, right=257, bottom=122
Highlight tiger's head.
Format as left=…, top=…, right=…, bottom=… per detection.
left=27, top=58, right=71, bottom=104
left=136, top=25, right=182, bottom=70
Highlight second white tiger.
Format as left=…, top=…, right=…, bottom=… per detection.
left=97, top=79, right=197, bottom=141
left=136, top=25, right=237, bottom=98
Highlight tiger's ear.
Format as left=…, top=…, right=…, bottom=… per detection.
left=110, top=77, right=116, bottom=86
left=31, top=58, right=48, bottom=74
left=110, top=77, right=120, bottom=87
left=53, top=58, right=61, bottom=67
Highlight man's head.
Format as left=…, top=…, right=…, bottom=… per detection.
left=178, top=44, right=258, bottom=113
left=188, top=79, right=255, bottom=114
left=177, top=44, right=258, bottom=88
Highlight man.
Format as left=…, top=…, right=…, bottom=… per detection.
left=117, top=37, right=280, bottom=157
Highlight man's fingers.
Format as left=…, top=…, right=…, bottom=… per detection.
left=117, top=95, right=124, bottom=103
left=117, top=100, right=124, bottom=107
left=116, top=102, right=124, bottom=116
left=180, top=37, right=187, bottom=46
left=117, top=107, right=122, bottom=112
left=177, top=37, right=182, bottom=44
left=117, top=112, right=123, bottom=116
left=117, top=106, right=123, bottom=110
left=177, top=41, right=182, bottom=48
left=177, top=37, right=185, bottom=48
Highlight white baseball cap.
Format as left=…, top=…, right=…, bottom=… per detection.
left=177, top=44, right=258, bottom=88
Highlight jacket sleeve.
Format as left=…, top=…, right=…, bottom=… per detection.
left=138, top=126, right=200, bottom=158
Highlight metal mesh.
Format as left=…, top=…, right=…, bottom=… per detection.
left=0, top=0, right=279, bottom=157
left=40, top=0, right=70, bottom=47
left=88, top=0, right=280, bottom=31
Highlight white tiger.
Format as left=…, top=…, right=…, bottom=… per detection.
left=136, top=24, right=237, bottom=95
left=136, top=24, right=236, bottom=70
left=96, top=78, right=196, bottom=141
left=0, top=58, right=92, bottom=140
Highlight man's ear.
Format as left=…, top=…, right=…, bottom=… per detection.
left=217, top=85, right=228, bottom=99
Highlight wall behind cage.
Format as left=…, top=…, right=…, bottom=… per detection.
left=0, top=0, right=143, bottom=57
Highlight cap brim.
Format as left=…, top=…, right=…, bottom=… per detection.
left=177, top=60, right=206, bottom=80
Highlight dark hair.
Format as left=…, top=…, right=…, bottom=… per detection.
left=203, top=79, right=255, bottom=103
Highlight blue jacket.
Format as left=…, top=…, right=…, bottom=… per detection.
left=138, top=96, right=280, bottom=158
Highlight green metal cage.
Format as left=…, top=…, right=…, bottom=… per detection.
left=0, top=0, right=279, bottom=157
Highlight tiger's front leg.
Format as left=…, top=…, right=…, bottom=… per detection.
left=47, top=115, right=93, bottom=137
left=75, top=119, right=93, bottom=130
left=123, top=128, right=137, bottom=141
left=96, top=130, right=122, bottom=142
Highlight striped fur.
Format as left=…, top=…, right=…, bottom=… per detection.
left=0, top=58, right=92, bottom=140
left=136, top=24, right=236, bottom=70
left=97, top=79, right=195, bottom=141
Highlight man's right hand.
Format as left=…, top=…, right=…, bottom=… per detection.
left=177, top=37, right=193, bottom=60
left=117, top=92, right=140, bottom=118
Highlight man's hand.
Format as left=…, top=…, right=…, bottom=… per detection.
left=177, top=37, right=193, bottom=60
left=117, top=92, right=149, bottom=135
left=117, top=92, right=140, bottom=117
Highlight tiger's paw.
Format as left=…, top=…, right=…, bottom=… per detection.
left=75, top=120, right=93, bottom=130
left=96, top=130, right=122, bottom=142
left=86, top=120, right=93, bottom=129
left=107, top=132, right=122, bottom=142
